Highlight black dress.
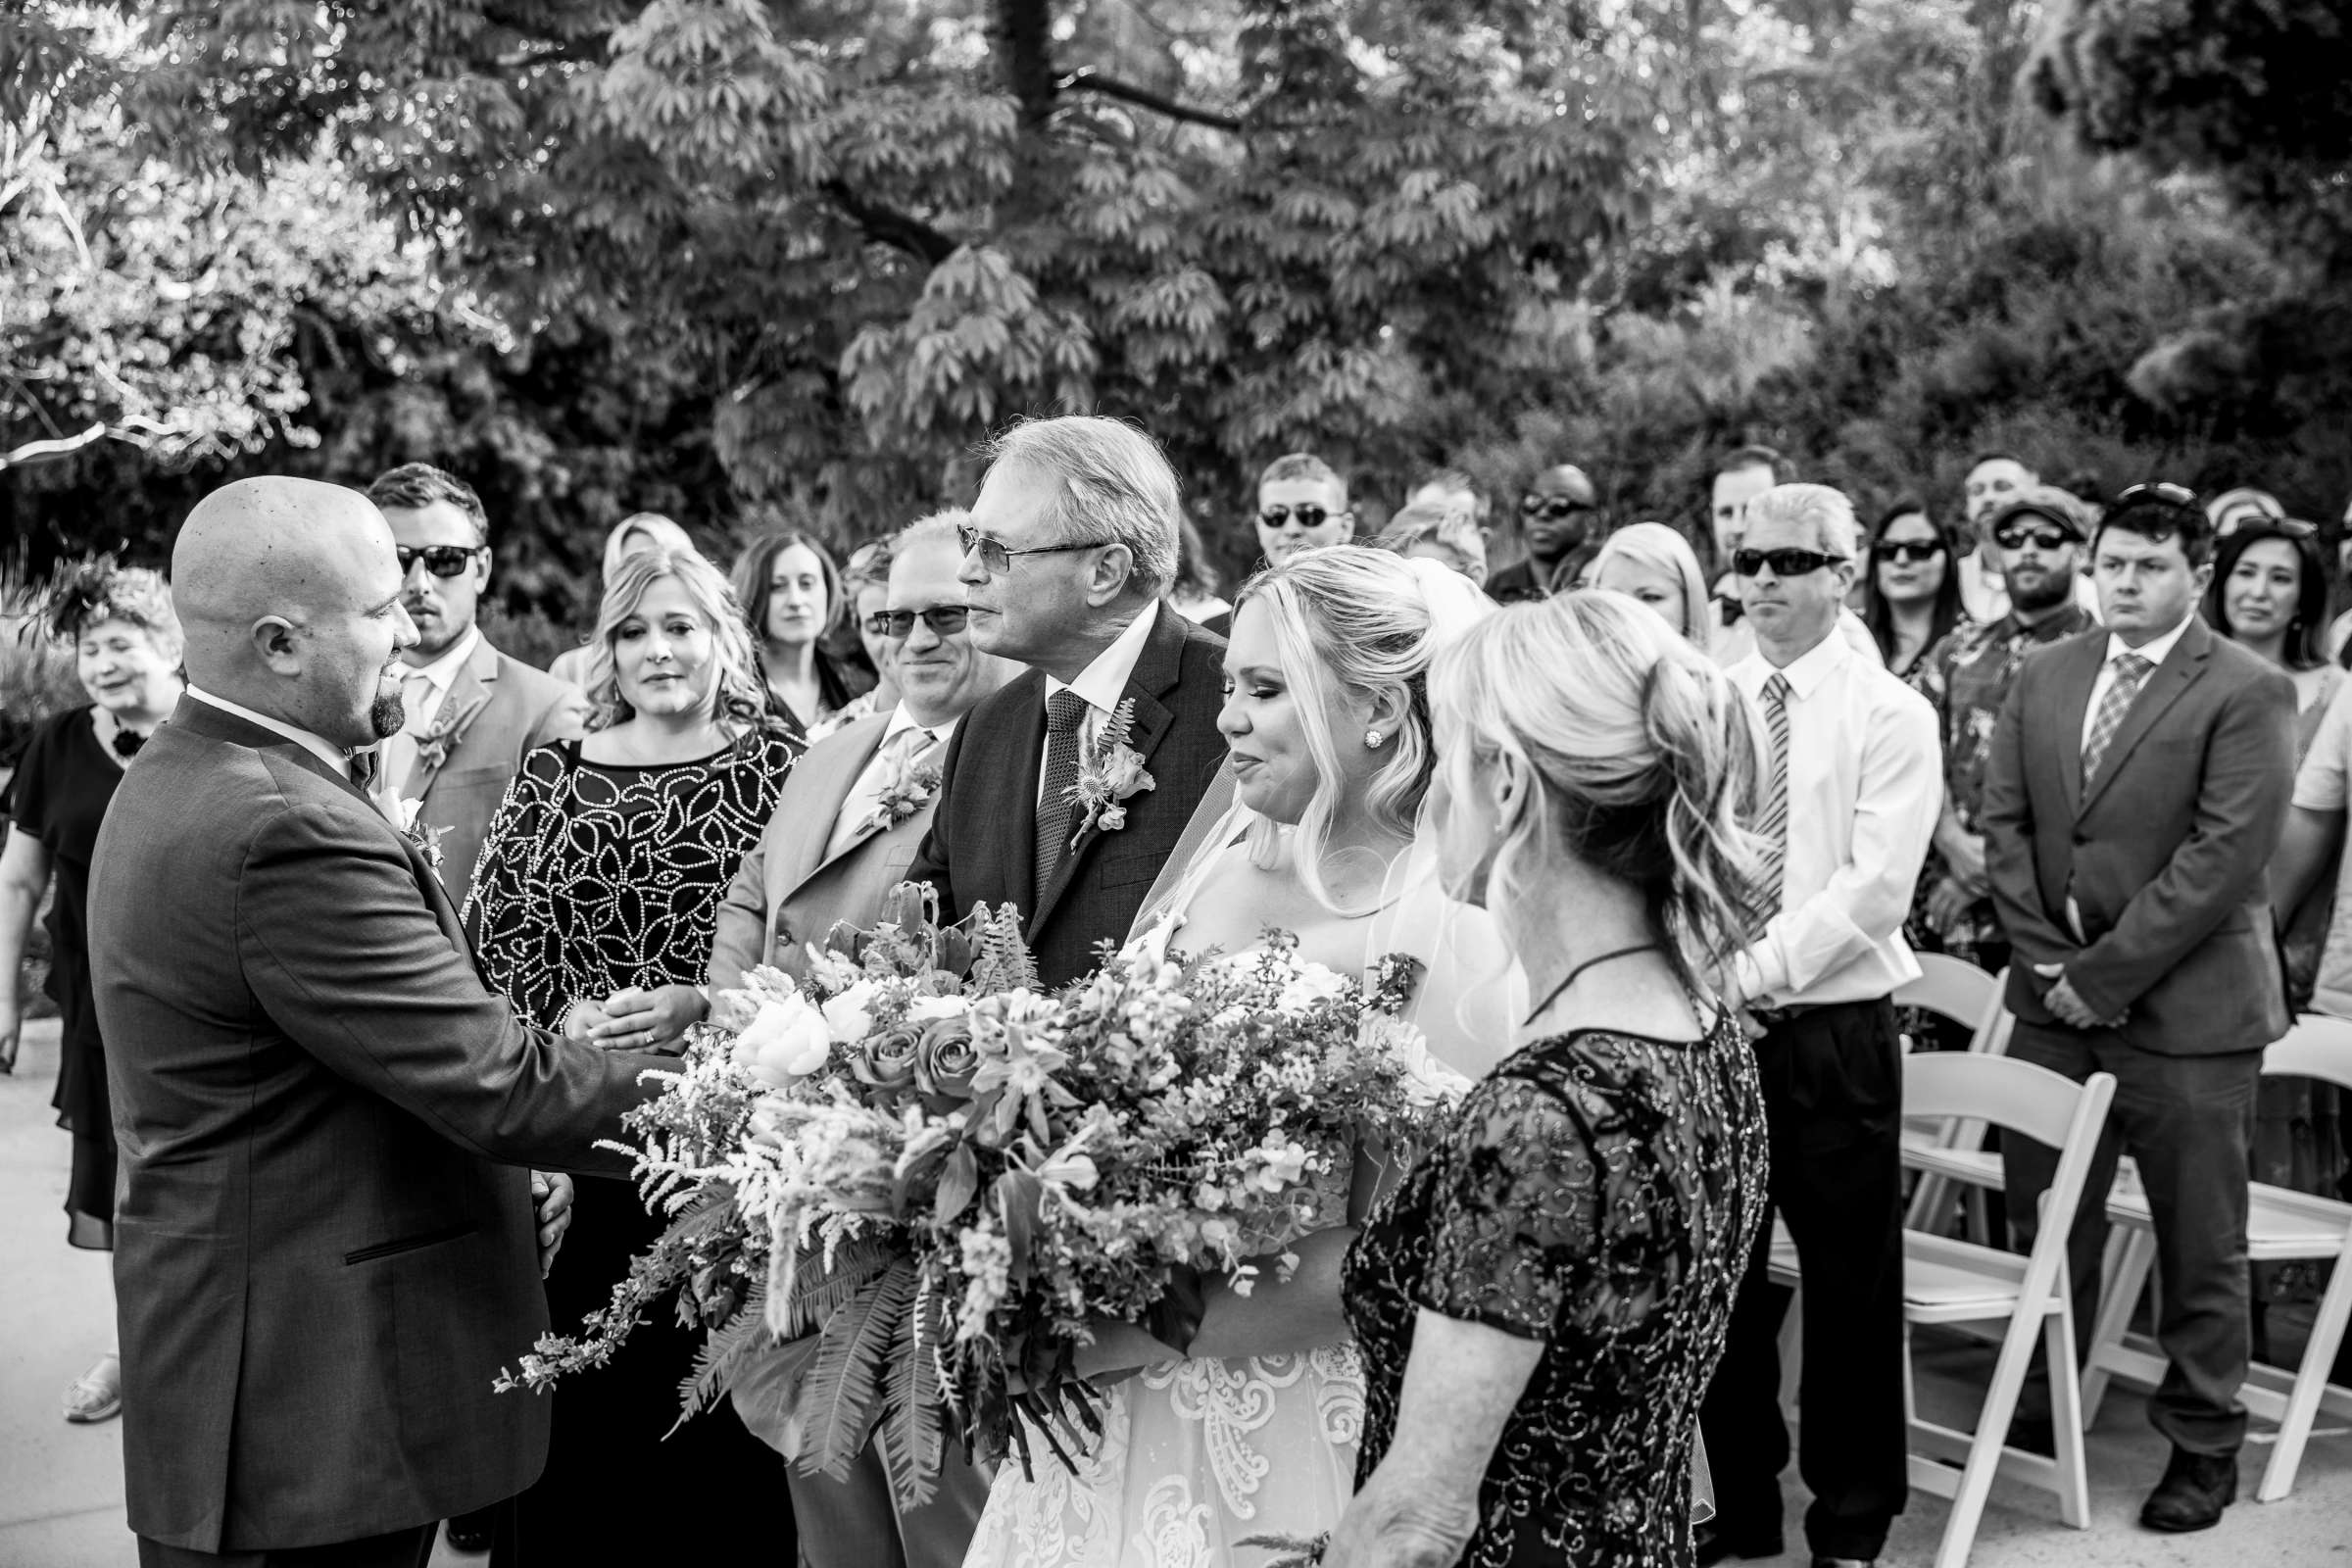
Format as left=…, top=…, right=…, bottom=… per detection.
left=3, top=707, right=126, bottom=1250
left=1342, top=1014, right=1769, bottom=1568
left=466, top=731, right=799, bottom=1564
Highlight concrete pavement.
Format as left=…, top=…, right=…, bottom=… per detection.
left=3, top=1013, right=2348, bottom=1565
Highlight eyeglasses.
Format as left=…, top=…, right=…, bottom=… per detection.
left=1519, top=495, right=1593, bottom=520
left=1877, top=541, right=1945, bottom=564
left=1993, top=524, right=2078, bottom=552
left=395, top=545, right=487, bottom=578
left=1733, top=548, right=1847, bottom=578
left=955, top=524, right=1105, bottom=576
left=866, top=605, right=971, bottom=639
left=1258, top=505, right=1342, bottom=529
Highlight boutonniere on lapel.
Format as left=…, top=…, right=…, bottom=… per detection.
left=858, top=748, right=943, bottom=838
left=412, top=694, right=488, bottom=776
left=1065, top=697, right=1155, bottom=845
left=395, top=798, right=448, bottom=872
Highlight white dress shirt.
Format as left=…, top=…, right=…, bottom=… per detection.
left=184, top=685, right=354, bottom=781
left=2078, top=610, right=2194, bottom=752
left=1039, top=600, right=1160, bottom=800
left=1712, top=604, right=1882, bottom=669
left=825, top=706, right=959, bottom=859
left=381, top=626, right=480, bottom=794
left=1729, top=629, right=1942, bottom=1006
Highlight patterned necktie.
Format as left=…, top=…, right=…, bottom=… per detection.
left=2081, top=652, right=2153, bottom=785
left=1752, top=672, right=1791, bottom=933
left=1033, top=689, right=1093, bottom=898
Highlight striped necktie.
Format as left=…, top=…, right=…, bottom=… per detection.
left=1752, top=672, right=1791, bottom=933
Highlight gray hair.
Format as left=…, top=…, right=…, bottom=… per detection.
left=894, top=509, right=970, bottom=555
left=984, top=416, right=1181, bottom=597
left=1746, top=483, right=1859, bottom=560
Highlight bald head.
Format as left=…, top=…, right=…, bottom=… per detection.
left=174, top=477, right=418, bottom=751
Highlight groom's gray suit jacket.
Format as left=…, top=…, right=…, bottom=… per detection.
left=88, top=696, right=661, bottom=1554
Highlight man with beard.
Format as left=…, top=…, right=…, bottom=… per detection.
left=1487, top=462, right=1601, bottom=603
left=366, top=463, right=587, bottom=907
left=1909, top=484, right=2100, bottom=974
left=88, top=477, right=659, bottom=1568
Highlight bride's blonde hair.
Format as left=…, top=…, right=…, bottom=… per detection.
left=1235, top=547, right=1449, bottom=914
left=1433, top=591, right=1768, bottom=997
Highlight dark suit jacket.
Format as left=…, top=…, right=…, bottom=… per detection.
left=398, top=636, right=589, bottom=903
left=1982, top=615, right=2297, bottom=1054
left=707, top=712, right=946, bottom=991
left=88, top=697, right=662, bottom=1553
left=909, top=606, right=1228, bottom=987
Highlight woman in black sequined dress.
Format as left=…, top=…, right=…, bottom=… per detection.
left=1330, top=592, right=1772, bottom=1568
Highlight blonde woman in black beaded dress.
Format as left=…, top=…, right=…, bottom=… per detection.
left=466, top=545, right=799, bottom=1564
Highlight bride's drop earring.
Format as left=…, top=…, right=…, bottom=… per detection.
left=1365, top=729, right=1384, bottom=749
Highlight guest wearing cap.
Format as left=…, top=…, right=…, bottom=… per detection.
left=1908, top=485, right=2097, bottom=977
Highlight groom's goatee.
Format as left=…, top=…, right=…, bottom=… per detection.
left=370, top=691, right=406, bottom=740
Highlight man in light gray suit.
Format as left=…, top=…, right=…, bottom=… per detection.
left=705, top=512, right=1013, bottom=1568
left=366, top=464, right=588, bottom=904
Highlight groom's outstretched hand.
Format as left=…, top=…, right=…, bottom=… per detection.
left=532, top=1172, right=575, bottom=1277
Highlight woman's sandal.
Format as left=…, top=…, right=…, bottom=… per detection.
left=62, top=1351, right=122, bottom=1424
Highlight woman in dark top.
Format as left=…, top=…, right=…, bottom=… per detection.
left=729, top=528, right=861, bottom=743
left=466, top=546, right=798, bottom=1564
left=1860, top=498, right=1964, bottom=680
left=0, top=563, right=184, bottom=1424
left=1330, top=592, right=1770, bottom=1568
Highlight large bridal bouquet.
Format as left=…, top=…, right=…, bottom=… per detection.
left=500, top=885, right=1457, bottom=1508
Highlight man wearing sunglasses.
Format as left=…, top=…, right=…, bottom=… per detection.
left=1486, top=463, right=1600, bottom=604
left=1699, top=484, right=1940, bottom=1568
left=706, top=512, right=1009, bottom=1568
left=910, top=416, right=1230, bottom=989
left=1253, top=452, right=1355, bottom=567
left=1910, top=485, right=2099, bottom=977
left=364, top=464, right=587, bottom=906
left=1984, top=481, right=2298, bottom=1535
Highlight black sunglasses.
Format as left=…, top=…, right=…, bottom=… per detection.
left=955, top=523, right=1104, bottom=576
left=1519, top=495, right=1592, bottom=520
left=1876, top=541, right=1945, bottom=564
left=1258, top=504, right=1342, bottom=529
left=1733, top=548, right=1847, bottom=578
left=1993, top=522, right=2080, bottom=552
left=396, top=545, right=487, bottom=578
left=867, top=605, right=970, bottom=639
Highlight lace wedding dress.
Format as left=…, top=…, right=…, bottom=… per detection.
left=962, top=814, right=1521, bottom=1568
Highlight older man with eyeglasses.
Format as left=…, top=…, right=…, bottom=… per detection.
left=1697, top=483, right=1941, bottom=1568
left=908, top=415, right=1231, bottom=988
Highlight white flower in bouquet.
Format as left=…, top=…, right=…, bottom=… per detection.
left=822, top=980, right=881, bottom=1042
left=907, top=994, right=969, bottom=1023
left=1274, top=960, right=1350, bottom=1016
left=732, top=993, right=834, bottom=1087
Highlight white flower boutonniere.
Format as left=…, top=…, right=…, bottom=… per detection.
left=412, top=696, right=486, bottom=777
left=859, top=751, right=943, bottom=838
left=1064, top=697, right=1154, bottom=846
left=395, top=797, right=449, bottom=872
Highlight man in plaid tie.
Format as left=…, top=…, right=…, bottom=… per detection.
left=1984, top=482, right=2298, bottom=1535
left=1698, top=485, right=1942, bottom=1568
left=907, top=416, right=1232, bottom=988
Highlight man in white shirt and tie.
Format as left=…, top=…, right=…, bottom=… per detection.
left=1696, top=484, right=1941, bottom=1568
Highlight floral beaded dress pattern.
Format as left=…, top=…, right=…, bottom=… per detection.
left=1342, top=1015, right=1768, bottom=1568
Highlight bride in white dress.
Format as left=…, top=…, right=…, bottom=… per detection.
left=963, top=550, right=1520, bottom=1568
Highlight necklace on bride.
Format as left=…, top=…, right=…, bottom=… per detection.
left=1521, top=943, right=1663, bottom=1027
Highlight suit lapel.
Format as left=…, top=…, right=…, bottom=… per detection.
left=2052, top=638, right=2101, bottom=815
left=770, top=717, right=892, bottom=901
left=1027, top=608, right=1188, bottom=938
left=789, top=722, right=932, bottom=898
left=2079, top=618, right=2211, bottom=814
left=405, top=641, right=501, bottom=800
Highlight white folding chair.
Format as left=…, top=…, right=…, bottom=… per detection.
left=1772, top=1053, right=2116, bottom=1568
left=2079, top=1014, right=2352, bottom=1501
left=1900, top=959, right=2014, bottom=1240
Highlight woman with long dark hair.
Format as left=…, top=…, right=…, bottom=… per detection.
left=1860, top=498, right=1964, bottom=679
left=729, top=528, right=858, bottom=741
